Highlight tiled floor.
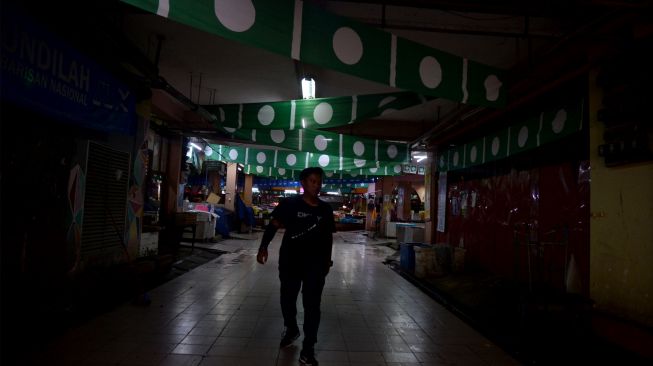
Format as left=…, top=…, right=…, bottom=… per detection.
left=30, top=232, right=520, bottom=366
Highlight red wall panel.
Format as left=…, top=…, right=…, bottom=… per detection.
left=438, top=159, right=589, bottom=295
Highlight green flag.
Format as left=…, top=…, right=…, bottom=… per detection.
left=509, top=116, right=540, bottom=156
left=301, top=1, right=391, bottom=86
left=122, top=0, right=507, bottom=106
left=465, top=137, right=485, bottom=168
left=394, top=37, right=464, bottom=102
left=539, top=102, right=584, bottom=145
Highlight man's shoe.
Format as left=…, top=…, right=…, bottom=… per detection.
left=299, top=350, right=318, bottom=365
left=279, top=327, right=300, bottom=348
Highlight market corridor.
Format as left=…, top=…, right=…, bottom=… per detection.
left=30, top=233, right=519, bottom=366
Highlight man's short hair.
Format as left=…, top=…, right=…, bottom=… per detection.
left=299, top=167, right=325, bottom=181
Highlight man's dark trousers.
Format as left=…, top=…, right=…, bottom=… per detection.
left=279, top=266, right=326, bottom=349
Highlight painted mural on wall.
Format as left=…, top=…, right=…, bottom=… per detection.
left=125, top=129, right=149, bottom=259
left=66, top=164, right=85, bottom=275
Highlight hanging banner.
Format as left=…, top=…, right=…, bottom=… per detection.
left=437, top=101, right=584, bottom=172
left=204, top=91, right=431, bottom=130
left=1, top=6, right=135, bottom=134
left=243, top=164, right=383, bottom=180
left=210, top=144, right=403, bottom=176
left=121, top=0, right=506, bottom=107
left=216, top=126, right=409, bottom=164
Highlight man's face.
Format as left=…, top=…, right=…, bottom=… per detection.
left=301, top=173, right=322, bottom=197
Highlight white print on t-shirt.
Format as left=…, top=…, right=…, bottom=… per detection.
left=290, top=212, right=323, bottom=239
left=297, top=211, right=322, bottom=221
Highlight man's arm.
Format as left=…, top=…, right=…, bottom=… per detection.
left=256, top=219, right=281, bottom=264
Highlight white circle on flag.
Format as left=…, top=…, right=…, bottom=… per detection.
left=332, top=27, right=363, bottom=65
left=354, top=159, right=366, bottom=167
left=492, top=137, right=500, bottom=156
left=350, top=171, right=359, bottom=177
left=278, top=168, right=286, bottom=175
left=313, top=103, right=334, bottom=125
left=518, top=126, right=529, bottom=147
left=224, top=127, right=236, bottom=133
left=270, top=129, right=285, bottom=143
left=552, top=109, right=567, bottom=134
left=387, top=144, right=398, bottom=159
left=353, top=141, right=365, bottom=156
left=453, top=152, right=459, bottom=166
left=485, top=75, right=502, bottom=102
left=256, top=152, right=266, bottom=164
left=219, top=107, right=226, bottom=122
left=369, top=167, right=378, bottom=174
left=251, top=129, right=256, bottom=142
left=419, top=56, right=442, bottom=89
left=318, top=155, right=330, bottom=167
left=314, top=135, right=328, bottom=151
left=214, top=0, right=256, bottom=32
left=393, top=165, right=402, bottom=174
left=470, top=146, right=477, bottom=163
left=326, top=172, right=333, bottom=177
left=256, top=166, right=264, bottom=173
left=229, top=149, right=238, bottom=160
left=286, top=154, right=297, bottom=166
left=257, top=105, right=275, bottom=125
left=379, top=96, right=396, bottom=107
left=204, top=146, right=213, bottom=156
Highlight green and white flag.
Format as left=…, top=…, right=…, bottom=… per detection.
left=217, top=126, right=408, bottom=164
left=483, top=128, right=510, bottom=164
left=538, top=102, right=584, bottom=146
left=464, top=137, right=485, bottom=168
left=448, top=144, right=467, bottom=170
left=243, top=164, right=387, bottom=179
left=205, top=91, right=431, bottom=130
left=300, top=2, right=391, bottom=86
left=121, top=0, right=507, bottom=107
left=508, top=116, right=539, bottom=156
left=437, top=100, right=584, bottom=171
left=209, top=144, right=403, bottom=174
left=244, top=165, right=297, bottom=178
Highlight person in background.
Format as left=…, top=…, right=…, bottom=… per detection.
left=256, top=167, right=335, bottom=366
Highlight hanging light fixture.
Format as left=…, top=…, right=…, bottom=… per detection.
left=301, top=76, right=315, bottom=99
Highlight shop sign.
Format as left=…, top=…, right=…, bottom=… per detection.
left=1, top=7, right=135, bottom=134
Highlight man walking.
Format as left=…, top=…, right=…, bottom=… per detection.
left=256, top=167, right=335, bottom=366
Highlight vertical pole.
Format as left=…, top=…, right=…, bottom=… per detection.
left=243, top=174, right=253, bottom=206
left=225, top=162, right=238, bottom=212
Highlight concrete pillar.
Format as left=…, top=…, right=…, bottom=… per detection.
left=424, top=152, right=436, bottom=244
left=162, top=136, right=182, bottom=220
left=380, top=176, right=396, bottom=234
left=243, top=174, right=253, bottom=205
left=225, top=162, right=238, bottom=212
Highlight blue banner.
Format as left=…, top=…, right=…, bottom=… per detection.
left=1, top=7, right=135, bottom=134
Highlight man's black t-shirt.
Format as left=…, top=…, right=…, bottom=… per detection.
left=271, top=195, right=336, bottom=272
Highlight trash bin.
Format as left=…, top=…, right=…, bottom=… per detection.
left=414, top=244, right=437, bottom=278
left=400, top=242, right=431, bottom=273
left=399, top=243, right=416, bottom=272
left=213, top=207, right=232, bottom=238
